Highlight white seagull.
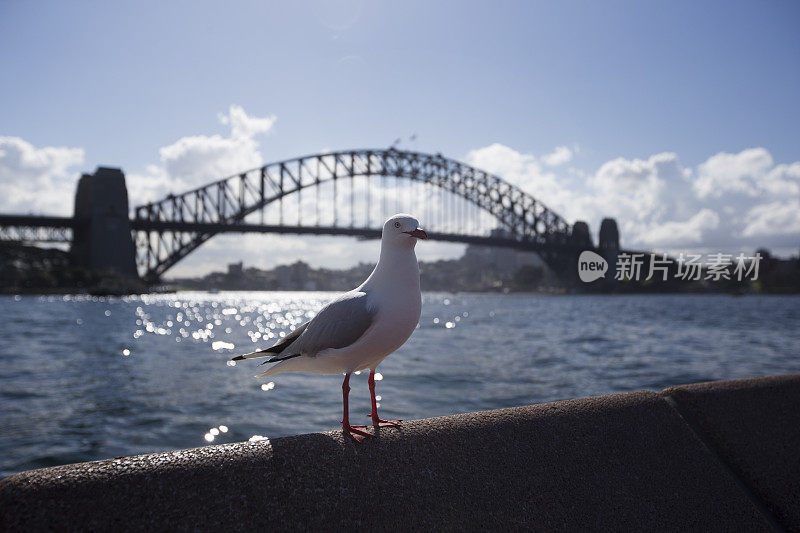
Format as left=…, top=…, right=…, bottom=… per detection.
left=231, top=214, right=427, bottom=442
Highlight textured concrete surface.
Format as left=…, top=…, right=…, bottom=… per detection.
left=664, top=373, right=800, bottom=531
left=2, top=376, right=797, bottom=532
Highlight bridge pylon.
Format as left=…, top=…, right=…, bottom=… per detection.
left=71, top=167, right=138, bottom=279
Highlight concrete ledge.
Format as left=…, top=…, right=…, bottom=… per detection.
left=3, top=376, right=798, bottom=531
left=663, top=373, right=800, bottom=531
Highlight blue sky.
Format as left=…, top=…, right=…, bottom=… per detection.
left=1, top=0, right=799, bottom=275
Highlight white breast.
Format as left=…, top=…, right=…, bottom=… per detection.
left=310, top=240, right=422, bottom=373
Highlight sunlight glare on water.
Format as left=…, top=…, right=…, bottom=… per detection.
left=0, top=291, right=798, bottom=478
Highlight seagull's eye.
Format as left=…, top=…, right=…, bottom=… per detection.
left=394, top=222, right=401, bottom=228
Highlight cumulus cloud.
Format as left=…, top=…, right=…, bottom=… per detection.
left=465, top=143, right=799, bottom=256
left=128, top=104, right=276, bottom=204
left=226, top=104, right=276, bottom=139
left=541, top=145, right=573, bottom=166
left=639, top=209, right=720, bottom=247
left=742, top=199, right=800, bottom=238
left=694, top=147, right=774, bottom=198
left=591, top=153, right=672, bottom=221
left=0, top=136, right=84, bottom=216
left=763, top=162, right=800, bottom=197
left=465, top=143, right=565, bottom=205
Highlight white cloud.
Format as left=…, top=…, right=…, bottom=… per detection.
left=158, top=133, right=260, bottom=185
left=0, top=136, right=84, bottom=216
left=591, top=153, right=670, bottom=221
left=128, top=105, right=276, bottom=204
left=465, top=143, right=565, bottom=207
left=541, top=145, right=573, bottom=166
left=228, top=104, right=276, bottom=139
left=465, top=144, right=696, bottom=246
left=763, top=162, right=800, bottom=197
left=464, top=143, right=799, bottom=256
left=639, top=209, right=720, bottom=246
left=694, top=147, right=773, bottom=198
left=742, top=199, right=800, bottom=238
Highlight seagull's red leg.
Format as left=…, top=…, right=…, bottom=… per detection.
left=341, top=373, right=372, bottom=442
left=368, top=370, right=401, bottom=428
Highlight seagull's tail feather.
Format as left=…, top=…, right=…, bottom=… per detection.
left=254, top=352, right=335, bottom=377
left=255, top=366, right=282, bottom=378
left=231, top=349, right=273, bottom=361
left=230, top=321, right=310, bottom=362
left=255, top=357, right=301, bottom=377
left=253, top=353, right=303, bottom=377
left=260, top=352, right=302, bottom=365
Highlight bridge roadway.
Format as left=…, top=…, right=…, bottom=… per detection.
left=0, top=214, right=79, bottom=228
left=0, top=214, right=570, bottom=251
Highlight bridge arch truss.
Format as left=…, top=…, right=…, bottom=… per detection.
left=132, top=149, right=572, bottom=281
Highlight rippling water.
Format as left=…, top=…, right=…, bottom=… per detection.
left=1, top=292, right=798, bottom=477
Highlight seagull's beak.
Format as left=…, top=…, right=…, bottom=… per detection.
left=405, top=228, right=428, bottom=240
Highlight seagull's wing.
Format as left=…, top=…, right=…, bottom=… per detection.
left=230, top=291, right=375, bottom=365
left=271, top=290, right=374, bottom=362
left=231, top=321, right=309, bottom=361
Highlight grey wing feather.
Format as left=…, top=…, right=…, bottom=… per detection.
left=277, top=290, right=374, bottom=358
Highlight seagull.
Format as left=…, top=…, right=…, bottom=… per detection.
left=231, top=214, right=428, bottom=442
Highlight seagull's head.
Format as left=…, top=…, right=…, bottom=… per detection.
left=382, top=214, right=427, bottom=248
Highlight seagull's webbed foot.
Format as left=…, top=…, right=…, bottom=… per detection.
left=342, top=423, right=374, bottom=443
left=368, top=416, right=402, bottom=428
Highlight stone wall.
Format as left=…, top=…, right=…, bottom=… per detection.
left=2, top=373, right=798, bottom=531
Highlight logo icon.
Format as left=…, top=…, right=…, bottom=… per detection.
left=578, top=251, right=608, bottom=282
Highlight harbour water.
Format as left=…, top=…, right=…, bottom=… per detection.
left=1, top=291, right=798, bottom=478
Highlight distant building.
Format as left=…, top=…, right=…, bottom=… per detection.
left=227, top=261, right=243, bottom=277
left=290, top=261, right=310, bottom=288
left=274, top=264, right=291, bottom=288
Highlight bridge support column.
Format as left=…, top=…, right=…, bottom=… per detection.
left=71, top=167, right=138, bottom=279
left=599, top=218, right=620, bottom=288
left=551, top=220, right=595, bottom=286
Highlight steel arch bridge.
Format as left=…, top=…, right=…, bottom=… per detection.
left=131, top=148, right=573, bottom=281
